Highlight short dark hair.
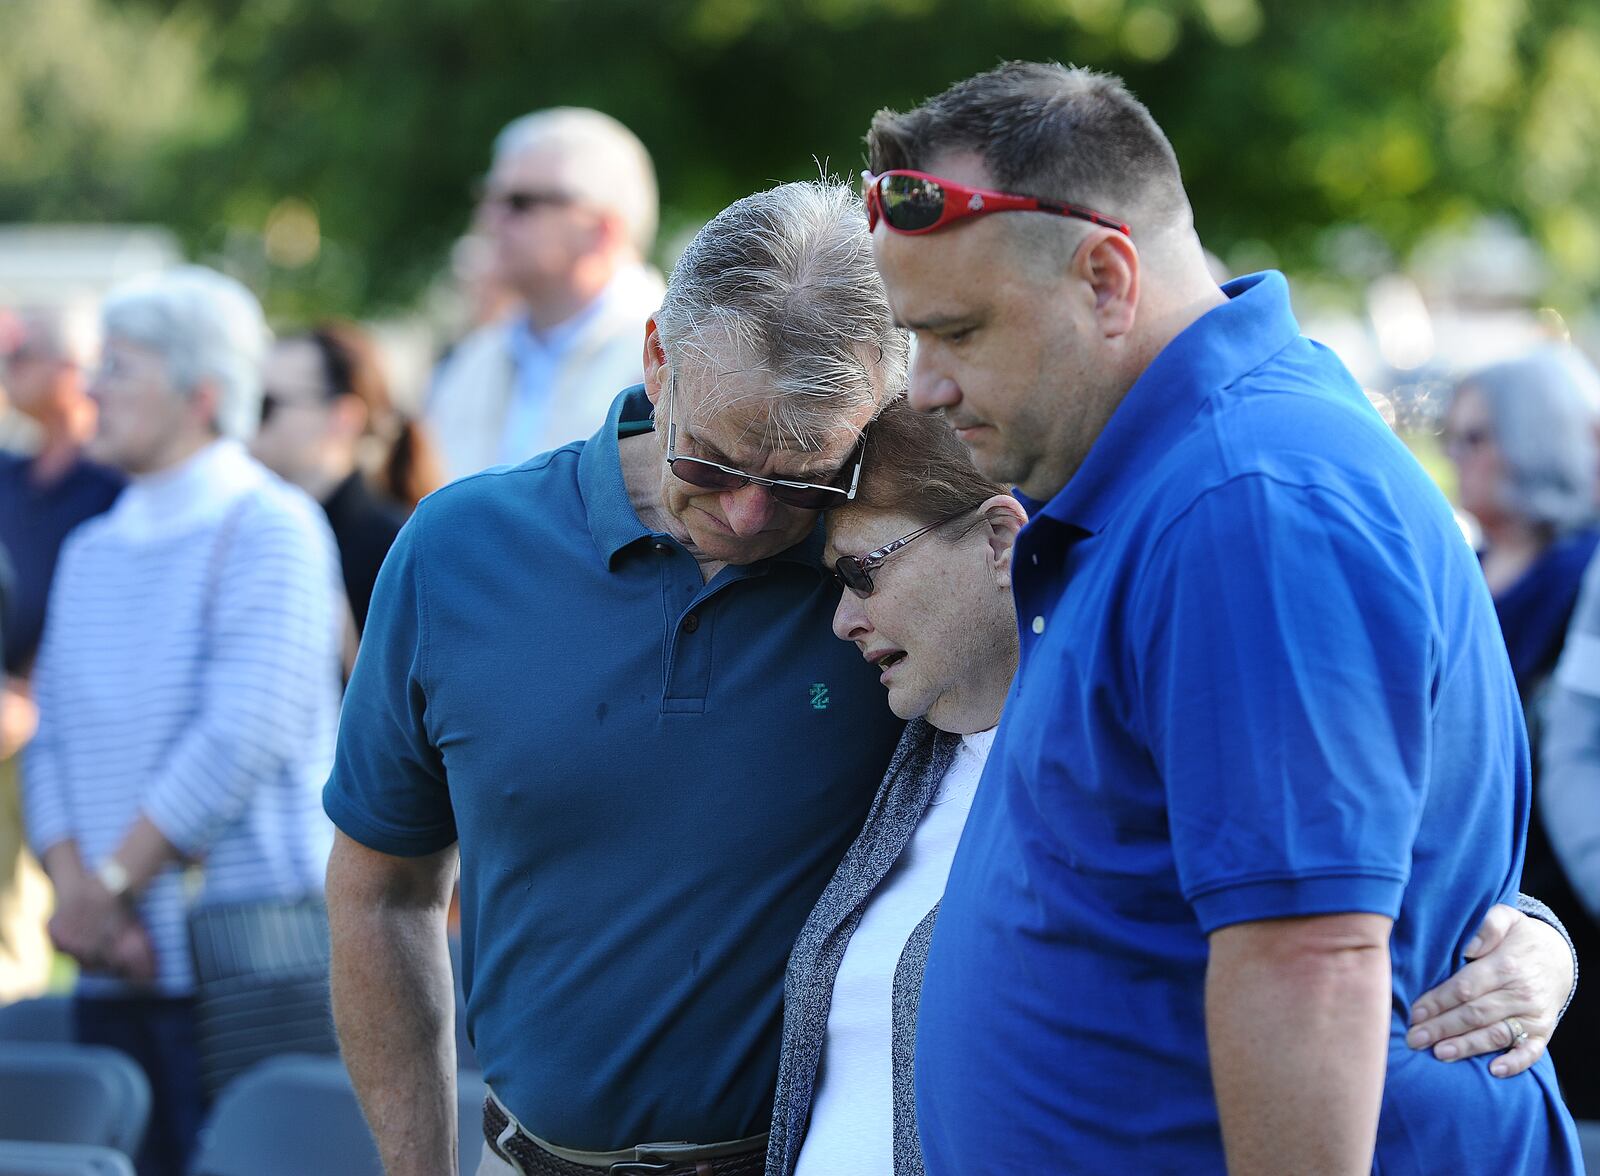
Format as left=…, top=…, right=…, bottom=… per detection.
left=845, top=397, right=1007, bottom=530
left=867, top=61, right=1189, bottom=234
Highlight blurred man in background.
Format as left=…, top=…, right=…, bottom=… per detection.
left=426, top=108, right=664, bottom=479
left=22, top=267, right=343, bottom=1176
left=0, top=305, right=123, bottom=1002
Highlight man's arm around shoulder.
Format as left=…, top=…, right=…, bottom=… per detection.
left=1207, top=912, right=1392, bottom=1176
left=328, top=829, right=460, bottom=1176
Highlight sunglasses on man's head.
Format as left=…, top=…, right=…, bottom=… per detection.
left=663, top=379, right=863, bottom=510
left=832, top=506, right=980, bottom=598
left=862, top=169, right=1131, bottom=237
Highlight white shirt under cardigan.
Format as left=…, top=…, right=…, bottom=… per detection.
left=793, top=727, right=995, bottom=1176
left=23, top=440, right=343, bottom=997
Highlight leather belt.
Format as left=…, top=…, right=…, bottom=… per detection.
left=482, top=1096, right=767, bottom=1176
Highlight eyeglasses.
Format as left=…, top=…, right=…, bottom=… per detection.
left=862, top=169, right=1130, bottom=237
left=1, top=343, right=44, bottom=369
left=258, top=390, right=328, bottom=425
left=478, top=186, right=577, bottom=216
left=832, top=507, right=978, bottom=598
left=87, top=350, right=150, bottom=386
left=1442, top=426, right=1493, bottom=455
left=663, top=377, right=863, bottom=510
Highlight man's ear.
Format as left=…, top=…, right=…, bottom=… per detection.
left=976, top=493, right=1029, bottom=588
left=642, top=317, right=667, bottom=408
left=592, top=208, right=630, bottom=256
left=1072, top=229, right=1140, bottom=341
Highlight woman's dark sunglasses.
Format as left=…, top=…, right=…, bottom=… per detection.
left=832, top=506, right=980, bottom=598
left=663, top=380, right=862, bottom=510
left=862, top=169, right=1131, bottom=237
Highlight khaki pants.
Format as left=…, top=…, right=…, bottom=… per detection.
left=475, top=1139, right=519, bottom=1175
left=0, top=756, right=53, bottom=1002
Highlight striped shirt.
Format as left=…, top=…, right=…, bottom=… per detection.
left=23, top=440, right=343, bottom=996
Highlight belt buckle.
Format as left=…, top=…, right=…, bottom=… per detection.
left=609, top=1141, right=702, bottom=1174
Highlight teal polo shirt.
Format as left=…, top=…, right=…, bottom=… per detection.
left=915, top=273, right=1582, bottom=1173
left=324, top=386, right=901, bottom=1149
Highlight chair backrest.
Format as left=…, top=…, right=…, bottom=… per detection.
left=456, top=1071, right=486, bottom=1176
left=0, top=1043, right=150, bottom=1155
left=0, top=1141, right=135, bottom=1176
left=0, top=995, right=74, bottom=1043
left=448, top=933, right=477, bottom=1072
left=1577, top=1120, right=1600, bottom=1174
left=189, top=1055, right=380, bottom=1176
left=191, top=1054, right=487, bottom=1176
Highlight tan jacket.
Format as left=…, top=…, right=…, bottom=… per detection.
left=426, top=266, right=664, bottom=481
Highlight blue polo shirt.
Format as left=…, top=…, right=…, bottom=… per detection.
left=914, top=273, right=1581, bottom=1174
left=324, top=387, right=901, bottom=1150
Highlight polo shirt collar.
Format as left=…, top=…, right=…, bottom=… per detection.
left=579, top=385, right=656, bottom=565
left=575, top=384, right=829, bottom=571
left=1030, top=271, right=1302, bottom=534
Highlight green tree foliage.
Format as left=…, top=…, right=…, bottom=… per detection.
left=4, top=0, right=1599, bottom=316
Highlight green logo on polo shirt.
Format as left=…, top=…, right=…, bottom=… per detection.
left=809, top=683, right=830, bottom=710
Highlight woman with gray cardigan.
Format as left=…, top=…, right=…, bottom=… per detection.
left=766, top=399, right=1580, bottom=1176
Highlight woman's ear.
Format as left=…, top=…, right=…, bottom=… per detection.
left=977, top=494, right=1029, bottom=588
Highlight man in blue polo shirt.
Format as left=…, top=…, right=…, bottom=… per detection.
left=323, top=181, right=905, bottom=1176
left=866, top=63, right=1582, bottom=1173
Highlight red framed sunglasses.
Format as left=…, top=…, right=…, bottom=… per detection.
left=862, top=169, right=1130, bottom=237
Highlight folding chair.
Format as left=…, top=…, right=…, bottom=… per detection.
left=190, top=1053, right=486, bottom=1176
left=1577, top=1120, right=1600, bottom=1174
left=448, top=932, right=477, bottom=1071
left=0, top=1042, right=150, bottom=1156
left=0, top=994, right=73, bottom=1043
left=0, top=1141, right=135, bottom=1176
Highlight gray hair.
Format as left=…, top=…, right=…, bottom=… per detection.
left=17, top=302, right=100, bottom=368
left=101, top=266, right=270, bottom=442
left=654, top=180, right=907, bottom=451
left=1460, top=345, right=1600, bottom=532
left=493, top=107, right=658, bottom=257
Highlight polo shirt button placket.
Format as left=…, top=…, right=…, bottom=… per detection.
left=682, top=613, right=700, bottom=633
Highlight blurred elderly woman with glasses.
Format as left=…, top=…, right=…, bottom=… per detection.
left=1443, top=346, right=1600, bottom=700
left=765, top=399, right=1582, bottom=1176
left=1442, top=346, right=1600, bottom=1120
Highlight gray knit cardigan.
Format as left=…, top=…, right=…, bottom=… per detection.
left=766, top=718, right=958, bottom=1176
left=764, top=720, right=1577, bottom=1176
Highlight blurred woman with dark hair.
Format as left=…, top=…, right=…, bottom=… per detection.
left=252, top=323, right=443, bottom=633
